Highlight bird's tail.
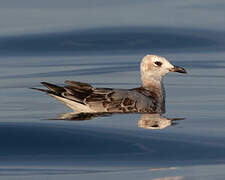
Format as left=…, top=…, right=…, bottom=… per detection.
left=31, top=82, right=65, bottom=95
left=31, top=81, right=93, bottom=112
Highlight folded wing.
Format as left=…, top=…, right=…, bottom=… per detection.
left=33, top=81, right=158, bottom=113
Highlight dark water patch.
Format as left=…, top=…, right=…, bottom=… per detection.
left=0, top=26, right=223, bottom=56
left=1, top=123, right=225, bottom=165
left=0, top=123, right=141, bottom=156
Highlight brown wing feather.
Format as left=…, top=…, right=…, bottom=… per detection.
left=85, top=88, right=113, bottom=102
left=35, top=81, right=93, bottom=104
left=41, top=82, right=65, bottom=95
left=65, top=80, right=93, bottom=93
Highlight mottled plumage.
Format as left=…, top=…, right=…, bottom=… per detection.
left=32, top=54, right=186, bottom=113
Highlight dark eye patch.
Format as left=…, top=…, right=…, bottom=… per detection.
left=154, top=61, right=162, bottom=66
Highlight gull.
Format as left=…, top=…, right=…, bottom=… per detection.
left=32, top=54, right=187, bottom=113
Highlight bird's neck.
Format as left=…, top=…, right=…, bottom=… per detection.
left=141, top=76, right=165, bottom=111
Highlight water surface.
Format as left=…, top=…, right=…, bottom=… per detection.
left=0, top=1, right=225, bottom=180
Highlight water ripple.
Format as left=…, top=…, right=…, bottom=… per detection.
left=0, top=26, right=224, bottom=56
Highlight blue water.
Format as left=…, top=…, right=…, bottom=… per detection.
left=0, top=1, right=225, bottom=180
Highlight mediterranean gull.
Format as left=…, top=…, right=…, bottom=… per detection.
left=32, top=54, right=187, bottom=113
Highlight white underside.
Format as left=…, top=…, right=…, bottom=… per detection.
left=49, top=94, right=95, bottom=113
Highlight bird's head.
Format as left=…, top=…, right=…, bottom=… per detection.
left=140, top=54, right=187, bottom=81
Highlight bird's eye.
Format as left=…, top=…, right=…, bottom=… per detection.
left=154, top=61, right=162, bottom=66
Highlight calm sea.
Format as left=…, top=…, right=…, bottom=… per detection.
left=0, top=1, right=225, bottom=179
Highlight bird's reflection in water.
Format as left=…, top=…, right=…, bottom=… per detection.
left=138, top=114, right=184, bottom=129
left=54, top=112, right=184, bottom=130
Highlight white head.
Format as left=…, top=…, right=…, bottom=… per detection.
left=140, top=54, right=187, bottom=83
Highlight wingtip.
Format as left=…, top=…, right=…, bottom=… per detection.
left=41, top=82, right=48, bottom=85
left=30, top=87, right=49, bottom=93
